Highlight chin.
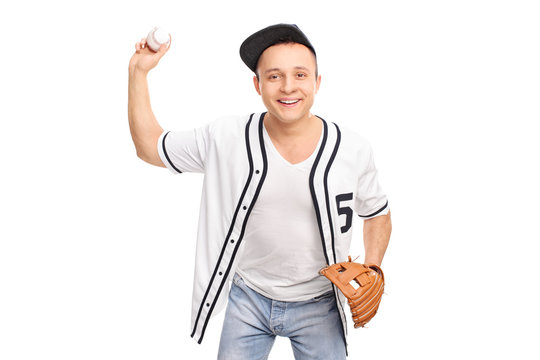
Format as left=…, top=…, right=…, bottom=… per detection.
left=271, top=109, right=308, bottom=124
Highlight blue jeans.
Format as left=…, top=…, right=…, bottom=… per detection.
left=218, top=273, right=346, bottom=360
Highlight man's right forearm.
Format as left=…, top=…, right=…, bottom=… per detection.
left=128, top=68, right=165, bottom=166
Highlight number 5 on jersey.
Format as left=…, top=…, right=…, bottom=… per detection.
left=336, top=192, right=353, bottom=233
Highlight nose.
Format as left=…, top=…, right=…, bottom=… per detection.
left=280, top=75, right=295, bottom=94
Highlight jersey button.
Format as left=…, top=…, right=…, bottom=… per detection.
left=230, top=239, right=235, bottom=244
left=255, top=170, right=260, bottom=174
left=243, top=206, right=247, bottom=210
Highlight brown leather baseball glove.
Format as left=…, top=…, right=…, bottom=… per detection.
left=320, top=257, right=385, bottom=328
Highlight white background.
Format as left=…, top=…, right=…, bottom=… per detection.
left=1, top=0, right=539, bottom=359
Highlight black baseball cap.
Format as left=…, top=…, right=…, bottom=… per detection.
left=239, top=23, right=316, bottom=73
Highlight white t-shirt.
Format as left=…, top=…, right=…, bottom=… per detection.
left=236, top=125, right=333, bottom=301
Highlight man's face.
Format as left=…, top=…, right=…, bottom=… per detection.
left=253, top=43, right=321, bottom=126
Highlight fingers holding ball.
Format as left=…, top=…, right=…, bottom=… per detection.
left=134, top=28, right=170, bottom=53
left=146, top=27, right=171, bottom=52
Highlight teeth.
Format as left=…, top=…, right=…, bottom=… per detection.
left=279, top=100, right=299, bottom=104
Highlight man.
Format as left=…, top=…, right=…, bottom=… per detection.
left=128, top=24, right=391, bottom=360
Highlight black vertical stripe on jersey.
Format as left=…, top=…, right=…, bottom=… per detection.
left=322, top=123, right=349, bottom=352
left=194, top=113, right=269, bottom=344
left=197, top=112, right=269, bottom=344
left=309, top=121, right=348, bottom=353
left=308, top=120, right=330, bottom=266
left=323, top=122, right=341, bottom=264
left=162, top=131, right=183, bottom=174
left=358, top=201, right=388, bottom=218
left=190, top=113, right=255, bottom=340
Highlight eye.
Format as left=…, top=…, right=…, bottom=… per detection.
left=296, top=73, right=307, bottom=78
left=269, top=74, right=281, bottom=80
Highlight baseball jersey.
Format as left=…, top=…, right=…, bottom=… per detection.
left=236, top=122, right=332, bottom=301
left=157, top=112, right=389, bottom=345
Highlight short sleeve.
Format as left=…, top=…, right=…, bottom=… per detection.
left=354, top=143, right=389, bottom=219
left=157, top=124, right=210, bottom=174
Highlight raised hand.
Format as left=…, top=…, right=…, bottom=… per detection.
left=128, top=35, right=171, bottom=75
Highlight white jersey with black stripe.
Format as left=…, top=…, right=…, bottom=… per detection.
left=236, top=122, right=333, bottom=302
left=157, top=112, right=389, bottom=344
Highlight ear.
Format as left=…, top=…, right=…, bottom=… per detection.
left=253, top=75, right=262, bottom=96
left=315, top=74, right=322, bottom=94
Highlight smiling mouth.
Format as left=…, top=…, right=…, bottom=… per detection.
left=277, top=99, right=300, bottom=105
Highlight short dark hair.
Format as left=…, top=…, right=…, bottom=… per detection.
left=255, top=39, right=319, bottom=81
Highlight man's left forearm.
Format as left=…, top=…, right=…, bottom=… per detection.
left=363, top=211, right=392, bottom=266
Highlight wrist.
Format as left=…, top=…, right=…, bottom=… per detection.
left=128, top=65, right=148, bottom=78
left=364, top=257, right=382, bottom=266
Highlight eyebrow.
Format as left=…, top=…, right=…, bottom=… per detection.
left=264, top=66, right=311, bottom=74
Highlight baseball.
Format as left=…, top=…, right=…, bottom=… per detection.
left=146, top=27, right=171, bottom=52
